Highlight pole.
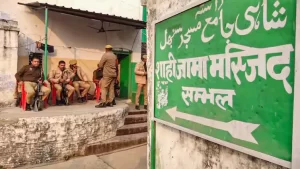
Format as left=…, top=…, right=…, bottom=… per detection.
left=150, top=120, right=156, bottom=169
left=43, top=7, right=49, bottom=80
left=142, top=5, right=147, bottom=43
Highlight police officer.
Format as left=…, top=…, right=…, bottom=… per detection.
left=15, top=56, right=51, bottom=111
left=95, top=45, right=118, bottom=108
left=68, top=59, right=91, bottom=103
left=134, top=55, right=148, bottom=110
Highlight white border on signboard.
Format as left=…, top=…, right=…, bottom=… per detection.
left=151, top=0, right=295, bottom=168
left=292, top=0, right=300, bottom=168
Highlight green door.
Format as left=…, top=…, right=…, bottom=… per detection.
left=119, top=55, right=130, bottom=98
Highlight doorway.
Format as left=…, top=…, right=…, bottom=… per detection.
left=114, top=49, right=131, bottom=99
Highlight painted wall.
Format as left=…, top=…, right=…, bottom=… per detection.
left=147, top=0, right=288, bottom=169
left=0, top=0, right=143, bottom=104
left=0, top=20, right=19, bottom=108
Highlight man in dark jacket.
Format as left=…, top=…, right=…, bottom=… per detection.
left=15, top=56, right=51, bottom=111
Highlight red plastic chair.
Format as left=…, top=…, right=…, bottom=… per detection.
left=94, top=81, right=101, bottom=103
left=20, top=82, right=48, bottom=111
left=20, top=83, right=27, bottom=110
left=51, top=83, right=57, bottom=105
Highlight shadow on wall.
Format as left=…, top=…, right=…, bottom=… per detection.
left=33, top=9, right=140, bottom=54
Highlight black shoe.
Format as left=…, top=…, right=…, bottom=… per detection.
left=112, top=99, right=116, bottom=105
left=56, top=100, right=63, bottom=106
left=81, top=97, right=87, bottom=103
left=78, top=97, right=83, bottom=103
left=106, top=102, right=113, bottom=107
left=135, top=105, right=140, bottom=110
left=15, top=98, right=21, bottom=107
left=95, top=103, right=106, bottom=108
left=15, top=93, right=21, bottom=107
left=26, top=104, right=31, bottom=111
left=144, top=105, right=147, bottom=110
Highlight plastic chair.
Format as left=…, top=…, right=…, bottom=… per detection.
left=94, top=81, right=101, bottom=103
left=51, top=83, right=57, bottom=105
left=20, top=82, right=48, bottom=111
left=20, top=83, right=27, bottom=110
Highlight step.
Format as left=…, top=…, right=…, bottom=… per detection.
left=124, top=114, right=147, bottom=125
left=128, top=110, right=147, bottom=115
left=116, top=123, right=148, bottom=136
left=85, top=132, right=147, bottom=156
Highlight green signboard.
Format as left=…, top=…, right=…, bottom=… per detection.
left=153, top=0, right=296, bottom=167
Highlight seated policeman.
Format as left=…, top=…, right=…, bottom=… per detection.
left=15, top=56, right=51, bottom=111
left=68, top=59, right=91, bottom=103
left=49, top=60, right=75, bottom=105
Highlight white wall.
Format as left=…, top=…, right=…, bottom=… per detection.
left=23, top=0, right=143, bottom=20
left=147, top=0, right=287, bottom=169
left=0, top=20, right=19, bottom=108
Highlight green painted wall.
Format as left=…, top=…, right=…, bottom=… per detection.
left=142, top=6, right=148, bottom=43
left=154, top=0, right=296, bottom=162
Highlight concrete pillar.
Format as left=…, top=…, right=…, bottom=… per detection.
left=0, top=20, right=19, bottom=108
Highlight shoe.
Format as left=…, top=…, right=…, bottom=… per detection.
left=26, top=103, right=31, bottom=111
left=15, top=93, right=21, bottom=107
left=112, top=99, right=116, bottom=105
left=81, top=97, right=87, bottom=103
left=56, top=100, right=63, bottom=106
left=78, top=97, right=83, bottom=103
left=106, top=102, right=113, bottom=107
left=64, top=99, right=69, bottom=106
left=15, top=98, right=21, bottom=107
left=144, top=105, right=147, bottom=110
left=95, top=103, right=106, bottom=108
left=135, top=105, right=140, bottom=110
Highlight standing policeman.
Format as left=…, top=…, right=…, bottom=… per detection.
left=95, top=45, right=117, bottom=108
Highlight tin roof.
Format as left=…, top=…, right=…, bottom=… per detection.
left=18, top=2, right=146, bottom=29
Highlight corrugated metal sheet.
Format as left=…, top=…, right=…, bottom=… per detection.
left=18, top=2, right=146, bottom=29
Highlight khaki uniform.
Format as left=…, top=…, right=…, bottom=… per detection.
left=67, top=66, right=91, bottom=97
left=99, top=51, right=117, bottom=103
left=135, top=61, right=147, bottom=106
left=49, top=68, right=75, bottom=100
left=15, top=65, right=51, bottom=104
left=24, top=82, right=51, bottom=103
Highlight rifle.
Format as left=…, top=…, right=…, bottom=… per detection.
left=61, top=70, right=69, bottom=105
left=33, top=67, right=44, bottom=112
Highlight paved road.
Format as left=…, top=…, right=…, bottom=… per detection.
left=99, top=145, right=147, bottom=169
left=18, top=145, right=147, bottom=169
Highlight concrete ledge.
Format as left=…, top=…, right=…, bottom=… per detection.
left=0, top=19, right=19, bottom=31
left=0, top=102, right=129, bottom=168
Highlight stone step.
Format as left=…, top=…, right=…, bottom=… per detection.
left=124, top=114, right=147, bottom=125
left=84, top=132, right=147, bottom=156
left=128, top=109, right=147, bottom=115
left=116, top=123, right=147, bottom=136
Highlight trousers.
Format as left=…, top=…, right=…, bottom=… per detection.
left=100, top=77, right=115, bottom=103
left=53, top=84, right=75, bottom=100
left=73, top=81, right=91, bottom=97
left=135, top=83, right=148, bottom=105
left=24, top=81, right=51, bottom=104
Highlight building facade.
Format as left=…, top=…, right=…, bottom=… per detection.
left=0, top=0, right=145, bottom=107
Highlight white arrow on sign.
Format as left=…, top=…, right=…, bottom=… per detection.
left=166, top=107, right=260, bottom=144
